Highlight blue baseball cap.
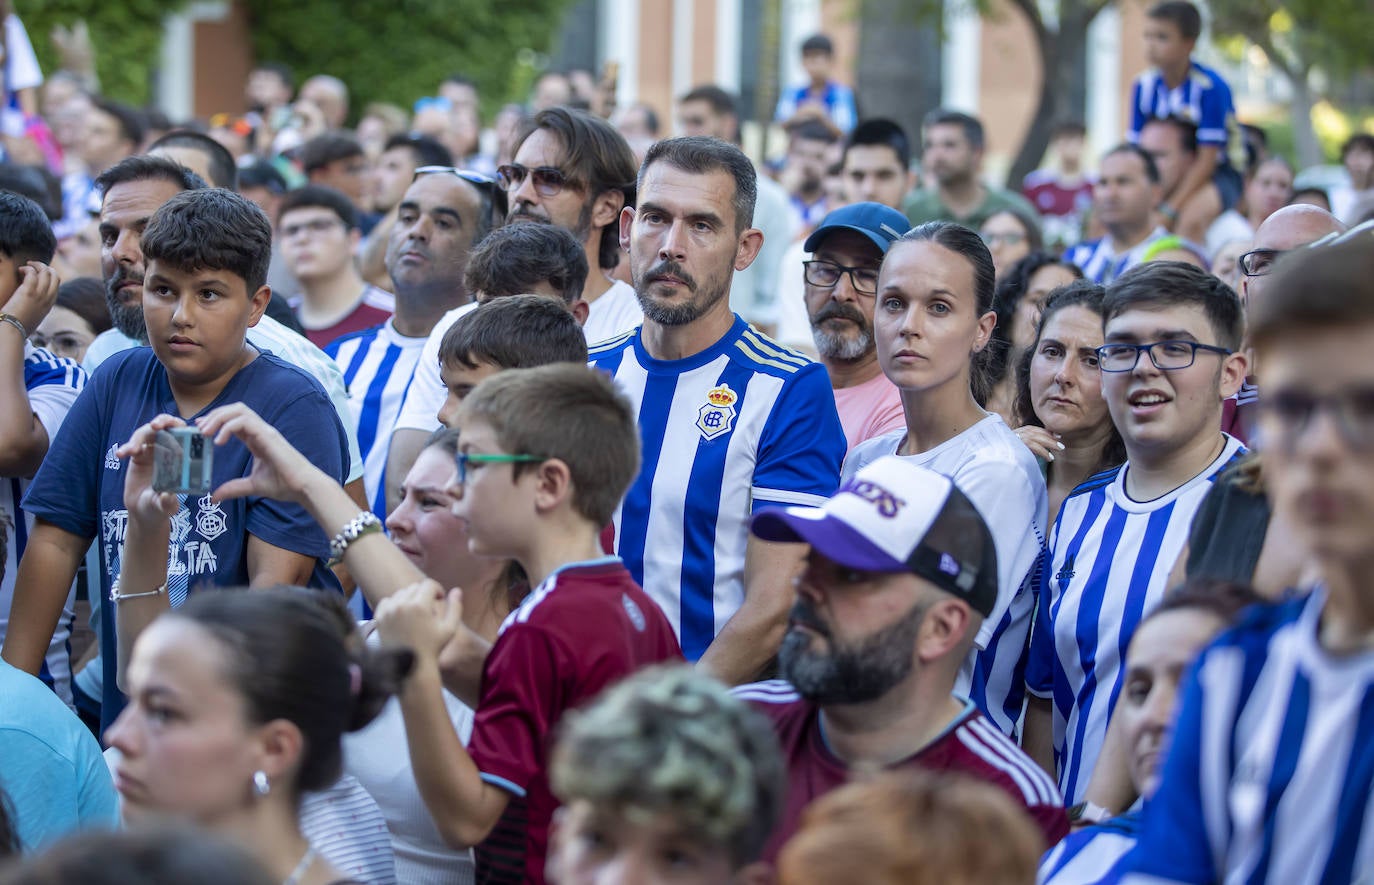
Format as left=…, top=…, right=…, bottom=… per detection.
left=803, top=202, right=911, bottom=254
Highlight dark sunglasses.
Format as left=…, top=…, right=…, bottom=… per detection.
left=496, top=163, right=574, bottom=198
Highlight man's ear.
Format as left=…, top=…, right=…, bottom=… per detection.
left=1218, top=348, right=1248, bottom=400
left=570, top=298, right=589, bottom=327
left=247, top=284, right=272, bottom=328
left=591, top=188, right=626, bottom=232
left=734, top=228, right=764, bottom=272
left=532, top=457, right=576, bottom=515
left=618, top=206, right=636, bottom=253
left=916, top=598, right=972, bottom=664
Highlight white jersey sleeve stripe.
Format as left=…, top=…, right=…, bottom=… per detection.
left=750, top=487, right=829, bottom=506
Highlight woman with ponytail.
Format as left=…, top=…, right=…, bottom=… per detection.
left=844, top=221, right=1049, bottom=739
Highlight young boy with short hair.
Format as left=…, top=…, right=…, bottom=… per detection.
left=547, top=664, right=783, bottom=885
left=373, top=363, right=683, bottom=883
left=10, top=188, right=348, bottom=730
left=1128, top=1, right=1244, bottom=242
left=436, top=294, right=589, bottom=427
left=0, top=190, right=86, bottom=705
left=1024, top=261, right=1248, bottom=806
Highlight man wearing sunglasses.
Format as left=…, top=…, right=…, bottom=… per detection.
left=1024, top=261, right=1248, bottom=806
left=501, top=106, right=642, bottom=345
left=801, top=202, right=909, bottom=453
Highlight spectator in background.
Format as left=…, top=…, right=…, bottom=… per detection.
left=53, top=217, right=103, bottom=281
left=279, top=185, right=394, bottom=348
left=979, top=208, right=1042, bottom=280
left=245, top=62, right=295, bottom=120
left=298, top=131, right=375, bottom=230
left=781, top=118, right=840, bottom=233
left=677, top=85, right=796, bottom=333
left=773, top=34, right=859, bottom=134
left=1331, top=133, right=1374, bottom=225
left=779, top=770, right=1046, bottom=885
left=905, top=109, right=1040, bottom=231
left=530, top=70, right=571, bottom=112
left=1064, top=144, right=1168, bottom=284
left=62, top=98, right=142, bottom=233
left=613, top=101, right=659, bottom=163
left=359, top=133, right=454, bottom=290
left=983, top=252, right=1083, bottom=422
left=1289, top=186, right=1331, bottom=213
left=298, top=74, right=350, bottom=130
left=438, top=74, right=480, bottom=116
left=1023, top=120, right=1095, bottom=248
left=148, top=130, right=240, bottom=189
left=31, top=277, right=111, bottom=364
left=1205, top=155, right=1294, bottom=257
left=1209, top=236, right=1248, bottom=291
left=355, top=102, right=409, bottom=159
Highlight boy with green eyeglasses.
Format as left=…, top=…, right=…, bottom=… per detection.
left=1023, top=261, right=1248, bottom=807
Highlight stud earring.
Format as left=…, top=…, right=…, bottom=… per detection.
left=253, top=770, right=270, bottom=796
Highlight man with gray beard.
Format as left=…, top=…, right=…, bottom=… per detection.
left=802, top=203, right=909, bottom=452
left=735, top=455, right=1068, bottom=862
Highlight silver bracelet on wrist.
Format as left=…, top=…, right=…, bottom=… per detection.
left=0, top=314, right=27, bottom=339
left=328, top=511, right=383, bottom=566
left=109, top=578, right=168, bottom=603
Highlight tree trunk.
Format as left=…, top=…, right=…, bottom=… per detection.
left=1006, top=0, right=1095, bottom=187
left=1286, top=71, right=1321, bottom=168
left=856, top=0, right=943, bottom=156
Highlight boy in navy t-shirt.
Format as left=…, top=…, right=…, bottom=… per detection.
left=9, top=188, right=347, bottom=731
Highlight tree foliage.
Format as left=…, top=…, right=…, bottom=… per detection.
left=1208, top=0, right=1374, bottom=84
left=16, top=0, right=189, bottom=105
left=242, top=0, right=576, bottom=120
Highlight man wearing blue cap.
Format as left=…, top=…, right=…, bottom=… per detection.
left=803, top=201, right=911, bottom=452
left=737, top=455, right=1068, bottom=862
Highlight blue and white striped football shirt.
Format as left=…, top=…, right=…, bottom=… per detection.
left=1, top=345, right=85, bottom=705
left=1128, top=61, right=1244, bottom=170
left=1027, top=435, right=1245, bottom=804
left=1065, top=228, right=1171, bottom=285
left=327, top=321, right=428, bottom=518
left=845, top=414, right=1049, bottom=738
left=588, top=316, right=846, bottom=660
left=1040, top=810, right=1141, bottom=885
left=1124, top=589, right=1374, bottom=885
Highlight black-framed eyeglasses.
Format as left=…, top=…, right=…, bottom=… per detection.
left=1257, top=388, right=1374, bottom=453
left=453, top=451, right=546, bottom=486
left=495, top=163, right=577, bottom=198
left=1238, top=248, right=1288, bottom=277
left=1095, top=340, right=1234, bottom=372
left=803, top=260, right=880, bottom=295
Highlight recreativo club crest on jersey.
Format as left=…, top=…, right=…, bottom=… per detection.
left=696, top=382, right=738, bottom=441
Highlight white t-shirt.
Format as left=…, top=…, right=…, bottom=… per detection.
left=392, top=302, right=480, bottom=435
left=772, top=239, right=812, bottom=352
left=582, top=279, right=642, bottom=347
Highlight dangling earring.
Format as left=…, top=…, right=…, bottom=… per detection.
left=253, top=770, right=271, bottom=797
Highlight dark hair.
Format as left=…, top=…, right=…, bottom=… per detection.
left=1052, top=119, right=1087, bottom=140
left=140, top=189, right=273, bottom=293
left=1251, top=234, right=1374, bottom=352
left=277, top=184, right=359, bottom=230
left=515, top=108, right=638, bottom=270
left=788, top=119, right=839, bottom=145
left=800, top=33, right=835, bottom=55
left=1103, top=142, right=1161, bottom=185
left=464, top=224, right=588, bottom=304
left=0, top=163, right=62, bottom=221
left=640, top=136, right=758, bottom=231
left=0, top=826, right=275, bottom=885
left=922, top=109, right=984, bottom=152
left=845, top=118, right=912, bottom=172
left=149, top=130, right=239, bottom=189
left=679, top=85, right=737, bottom=119
left=1147, top=0, right=1203, bottom=40
left=298, top=131, right=365, bottom=175
left=89, top=98, right=145, bottom=147
left=55, top=277, right=113, bottom=336
left=1012, top=281, right=1127, bottom=472
left=1140, top=116, right=1198, bottom=155
left=172, top=587, right=411, bottom=795
left=382, top=132, right=454, bottom=169
left=1342, top=133, right=1374, bottom=162
left=987, top=252, right=1082, bottom=400
left=94, top=155, right=206, bottom=197
left=981, top=208, right=1044, bottom=253
left=1104, top=260, right=1245, bottom=350
left=459, top=364, right=640, bottom=527
left=1290, top=186, right=1331, bottom=211
left=440, top=294, right=589, bottom=371
left=0, top=190, right=56, bottom=265
left=237, top=158, right=288, bottom=195
left=1150, top=577, right=1263, bottom=625
left=893, top=222, right=999, bottom=403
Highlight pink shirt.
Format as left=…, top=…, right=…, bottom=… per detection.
left=832, top=370, right=906, bottom=453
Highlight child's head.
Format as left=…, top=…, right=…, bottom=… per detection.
left=549, top=665, right=784, bottom=882
left=464, top=222, right=589, bottom=308
left=452, top=363, right=638, bottom=542
left=1145, top=1, right=1201, bottom=68
left=436, top=294, right=588, bottom=426
left=1099, top=261, right=1246, bottom=461
left=139, top=189, right=274, bottom=383
left=0, top=190, right=57, bottom=302
left=799, top=33, right=835, bottom=83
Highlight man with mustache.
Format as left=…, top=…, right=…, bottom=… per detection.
left=737, top=455, right=1068, bottom=862
left=588, top=136, right=846, bottom=685
left=802, top=203, right=910, bottom=452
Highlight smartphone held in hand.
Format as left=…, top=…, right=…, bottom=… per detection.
left=152, top=427, right=214, bottom=495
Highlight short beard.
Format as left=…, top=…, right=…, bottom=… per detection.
left=633, top=260, right=728, bottom=327
left=809, top=303, right=874, bottom=361
left=780, top=597, right=927, bottom=705
left=104, top=274, right=148, bottom=343
left=508, top=200, right=593, bottom=245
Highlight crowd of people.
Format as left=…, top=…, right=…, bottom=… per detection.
left=0, top=1, right=1371, bottom=883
